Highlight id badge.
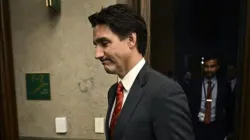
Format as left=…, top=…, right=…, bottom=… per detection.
left=198, top=112, right=205, bottom=122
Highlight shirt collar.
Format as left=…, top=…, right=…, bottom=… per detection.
left=204, top=76, right=217, bottom=84
left=230, top=77, right=237, bottom=83
left=232, top=77, right=237, bottom=82
left=118, top=58, right=146, bottom=91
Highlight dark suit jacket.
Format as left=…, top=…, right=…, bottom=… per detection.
left=105, top=64, right=194, bottom=140
left=178, top=80, right=190, bottom=94
left=186, top=78, right=234, bottom=137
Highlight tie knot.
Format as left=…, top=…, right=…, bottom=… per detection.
left=207, top=80, right=212, bottom=85
left=117, top=81, right=124, bottom=92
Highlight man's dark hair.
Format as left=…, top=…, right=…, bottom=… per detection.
left=203, top=56, right=220, bottom=65
left=88, top=4, right=147, bottom=56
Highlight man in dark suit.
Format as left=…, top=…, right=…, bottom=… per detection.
left=227, top=64, right=237, bottom=94
left=186, top=57, right=234, bottom=140
left=178, top=71, right=192, bottom=94
left=227, top=64, right=238, bottom=140
left=88, top=4, right=194, bottom=140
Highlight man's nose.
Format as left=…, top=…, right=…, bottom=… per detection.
left=208, top=67, right=213, bottom=71
left=95, top=47, right=104, bottom=59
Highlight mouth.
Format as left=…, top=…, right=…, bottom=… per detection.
left=101, top=59, right=111, bottom=65
left=206, top=73, right=212, bottom=76
left=205, top=72, right=214, bottom=77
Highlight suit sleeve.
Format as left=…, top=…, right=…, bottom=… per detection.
left=152, top=82, right=195, bottom=140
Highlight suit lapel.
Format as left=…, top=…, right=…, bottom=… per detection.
left=105, top=84, right=117, bottom=140
left=112, top=64, right=149, bottom=140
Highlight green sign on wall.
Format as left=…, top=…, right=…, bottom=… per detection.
left=26, top=73, right=51, bottom=100
left=46, top=0, right=61, bottom=12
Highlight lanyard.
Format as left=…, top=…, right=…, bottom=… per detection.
left=203, top=81, right=215, bottom=99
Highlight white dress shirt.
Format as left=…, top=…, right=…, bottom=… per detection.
left=200, top=77, right=218, bottom=122
left=109, top=58, right=146, bottom=126
left=230, top=78, right=237, bottom=92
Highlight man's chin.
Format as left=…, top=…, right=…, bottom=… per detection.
left=103, top=67, right=116, bottom=75
left=205, top=74, right=215, bottom=79
left=105, top=70, right=116, bottom=74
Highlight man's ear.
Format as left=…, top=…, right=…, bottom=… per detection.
left=128, top=33, right=137, bottom=49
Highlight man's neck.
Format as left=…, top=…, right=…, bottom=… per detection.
left=118, top=55, right=144, bottom=79
left=204, top=75, right=216, bottom=81
left=230, top=77, right=237, bottom=82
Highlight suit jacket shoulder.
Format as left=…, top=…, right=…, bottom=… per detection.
left=106, top=64, right=194, bottom=140
left=142, top=66, right=194, bottom=140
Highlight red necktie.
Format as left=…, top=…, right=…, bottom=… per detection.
left=204, top=80, right=212, bottom=124
left=110, top=82, right=124, bottom=137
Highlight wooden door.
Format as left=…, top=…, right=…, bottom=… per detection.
left=237, top=0, right=250, bottom=139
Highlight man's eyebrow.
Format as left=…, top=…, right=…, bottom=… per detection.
left=93, top=37, right=109, bottom=45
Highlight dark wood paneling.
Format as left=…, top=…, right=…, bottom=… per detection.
left=238, top=0, right=250, bottom=139
left=150, top=0, right=176, bottom=75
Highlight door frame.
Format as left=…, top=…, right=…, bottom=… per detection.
left=237, top=0, right=250, bottom=139
left=0, top=0, right=19, bottom=139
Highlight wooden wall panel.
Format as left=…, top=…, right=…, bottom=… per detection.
left=0, top=0, right=19, bottom=139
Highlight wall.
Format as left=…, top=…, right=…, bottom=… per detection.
left=117, top=0, right=128, bottom=3
left=10, top=0, right=118, bottom=139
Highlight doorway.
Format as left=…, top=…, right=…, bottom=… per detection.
left=151, top=0, right=240, bottom=79
left=149, top=0, right=250, bottom=139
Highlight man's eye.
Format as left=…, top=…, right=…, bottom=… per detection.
left=102, top=42, right=109, bottom=47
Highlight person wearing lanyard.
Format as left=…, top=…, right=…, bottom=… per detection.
left=186, top=56, right=234, bottom=140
